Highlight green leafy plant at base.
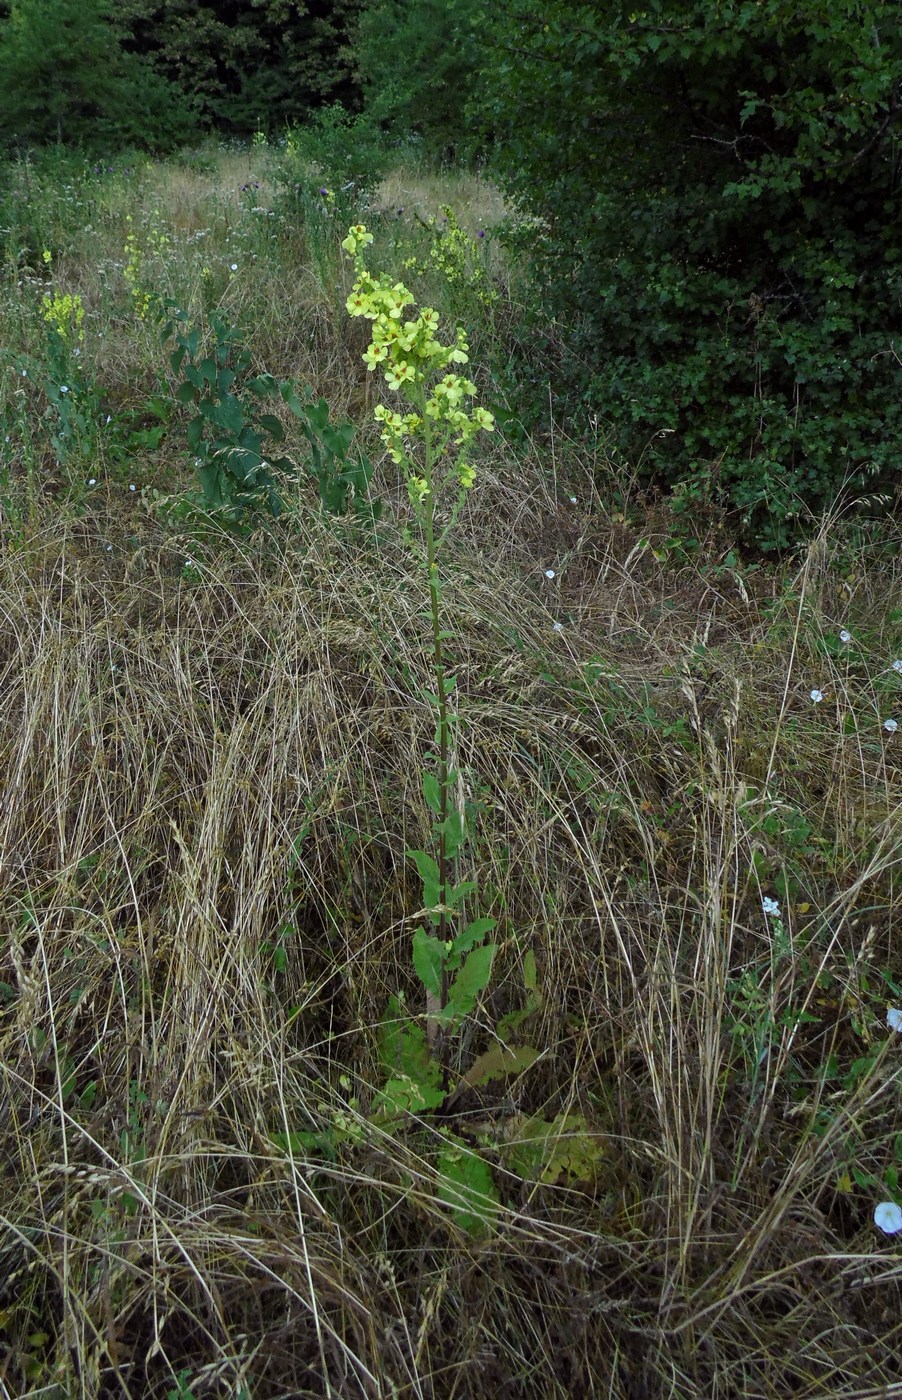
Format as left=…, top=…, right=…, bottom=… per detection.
left=159, top=300, right=379, bottom=531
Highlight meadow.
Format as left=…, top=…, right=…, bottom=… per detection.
left=1, top=139, right=902, bottom=1399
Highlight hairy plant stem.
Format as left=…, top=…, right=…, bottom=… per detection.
left=419, top=391, right=451, bottom=1076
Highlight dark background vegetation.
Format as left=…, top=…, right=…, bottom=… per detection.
left=0, top=0, right=901, bottom=542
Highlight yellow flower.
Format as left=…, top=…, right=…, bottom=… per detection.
left=385, top=361, right=416, bottom=390
left=362, top=342, right=388, bottom=370
left=458, top=464, right=477, bottom=489
left=473, top=406, right=495, bottom=432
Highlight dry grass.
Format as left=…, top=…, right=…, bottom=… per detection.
left=2, top=144, right=902, bottom=1399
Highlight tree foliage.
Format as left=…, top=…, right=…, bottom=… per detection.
left=117, top=0, right=365, bottom=134
left=353, top=0, right=483, bottom=156
left=0, top=0, right=191, bottom=151
left=477, top=1, right=902, bottom=545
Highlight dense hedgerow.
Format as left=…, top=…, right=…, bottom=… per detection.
left=477, top=1, right=902, bottom=547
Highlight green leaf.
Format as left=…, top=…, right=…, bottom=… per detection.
left=406, top=848, right=441, bottom=908
left=257, top=414, right=285, bottom=440
left=435, top=810, right=466, bottom=860
left=445, top=879, right=477, bottom=911
left=412, top=927, right=444, bottom=1000
left=437, top=1134, right=498, bottom=1235
left=443, top=943, right=496, bottom=1023
left=422, top=772, right=443, bottom=815
left=456, top=1043, right=540, bottom=1091
left=446, top=917, right=496, bottom=972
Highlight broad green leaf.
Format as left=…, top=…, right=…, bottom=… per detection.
left=446, top=916, right=496, bottom=972
left=406, top=848, right=441, bottom=907
left=377, top=1074, right=445, bottom=1118
left=445, top=879, right=477, bottom=911
left=435, top=810, right=466, bottom=860
left=422, top=772, right=443, bottom=815
left=443, top=943, right=495, bottom=1023
left=437, top=1134, right=498, bottom=1235
left=412, top=927, right=444, bottom=1000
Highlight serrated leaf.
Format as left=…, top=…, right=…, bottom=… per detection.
left=457, top=1043, right=539, bottom=1091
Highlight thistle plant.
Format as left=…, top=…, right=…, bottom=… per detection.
left=343, top=223, right=498, bottom=1093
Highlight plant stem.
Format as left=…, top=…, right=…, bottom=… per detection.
left=420, top=392, right=451, bottom=1069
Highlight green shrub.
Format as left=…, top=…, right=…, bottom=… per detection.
left=478, top=1, right=902, bottom=547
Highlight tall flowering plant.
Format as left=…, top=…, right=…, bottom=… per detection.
left=343, top=224, right=497, bottom=1090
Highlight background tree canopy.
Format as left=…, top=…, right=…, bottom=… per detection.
left=469, top=0, right=902, bottom=544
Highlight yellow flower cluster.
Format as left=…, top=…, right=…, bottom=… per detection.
left=402, top=205, right=497, bottom=308
left=41, top=288, right=85, bottom=343
left=342, top=224, right=494, bottom=481
left=123, top=213, right=168, bottom=321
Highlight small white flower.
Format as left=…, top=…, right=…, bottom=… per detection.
left=893, top=660, right=902, bottom=674
left=230, top=263, right=238, bottom=271
left=88, top=478, right=96, bottom=486
left=552, top=621, right=564, bottom=632
left=129, top=483, right=136, bottom=492
left=884, top=718, right=898, bottom=734
left=887, top=1008, right=902, bottom=1033
left=105, top=415, right=111, bottom=425
left=21, top=368, right=26, bottom=377
left=810, top=689, right=824, bottom=703
left=762, top=896, right=781, bottom=918
left=105, top=544, right=112, bottom=552
left=59, top=385, right=68, bottom=393
left=544, top=569, right=556, bottom=579
left=839, top=629, right=852, bottom=644
left=874, top=1201, right=902, bottom=1235
left=568, top=495, right=577, bottom=504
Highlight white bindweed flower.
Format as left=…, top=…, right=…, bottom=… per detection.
left=545, top=569, right=556, bottom=579
left=810, top=689, right=824, bottom=703
left=59, top=385, right=68, bottom=393
left=552, top=621, right=564, bottom=632
left=839, top=629, right=852, bottom=643
left=230, top=262, right=238, bottom=271
left=885, top=718, right=898, bottom=734
left=129, top=483, right=136, bottom=492
left=88, top=478, right=96, bottom=486
left=762, top=896, right=781, bottom=918
left=893, top=660, right=902, bottom=674
left=568, top=495, right=577, bottom=504
left=874, top=1201, right=902, bottom=1235
left=887, top=1008, right=902, bottom=1033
